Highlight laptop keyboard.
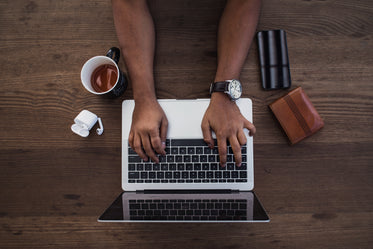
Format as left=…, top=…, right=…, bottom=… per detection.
left=127, top=139, right=248, bottom=183
left=129, top=199, right=248, bottom=221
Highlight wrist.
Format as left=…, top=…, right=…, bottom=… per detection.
left=210, top=92, right=235, bottom=106
left=131, top=78, right=157, bottom=102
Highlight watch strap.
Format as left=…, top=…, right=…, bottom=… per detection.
left=210, top=81, right=228, bottom=93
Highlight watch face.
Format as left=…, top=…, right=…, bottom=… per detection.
left=228, top=80, right=242, bottom=100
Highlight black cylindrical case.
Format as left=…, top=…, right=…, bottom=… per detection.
left=257, top=30, right=291, bottom=90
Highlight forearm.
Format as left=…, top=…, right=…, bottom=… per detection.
left=215, top=0, right=261, bottom=82
left=111, top=0, right=156, bottom=102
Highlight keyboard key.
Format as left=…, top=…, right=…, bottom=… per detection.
left=204, top=147, right=212, bottom=154
left=141, top=172, right=148, bottom=179
left=235, top=179, right=247, bottom=182
left=173, top=172, right=181, bottom=179
left=183, top=155, right=191, bottom=162
left=196, top=147, right=203, bottom=154
left=128, top=172, right=139, bottom=179
left=198, top=171, right=205, bottom=178
left=153, top=164, right=160, bottom=171
left=167, top=156, right=175, bottom=163
left=157, top=172, right=164, bottom=179
left=202, top=163, right=209, bottom=171
left=128, top=164, right=136, bottom=171
left=186, top=164, right=193, bottom=171
left=200, top=155, right=207, bottom=162
left=241, top=146, right=247, bottom=154
left=129, top=156, right=142, bottom=163
left=159, top=155, right=167, bottom=162
left=145, top=164, right=152, bottom=171
left=212, top=147, right=219, bottom=154
left=223, top=171, right=231, bottom=178
left=149, top=172, right=156, bottom=179
left=161, top=164, right=168, bottom=171
left=171, top=139, right=206, bottom=146
left=211, top=163, right=218, bottom=171
left=169, top=163, right=176, bottom=171
left=187, top=147, right=195, bottom=154
left=239, top=171, right=247, bottom=178
left=182, top=172, right=189, bottom=179
left=177, top=164, right=185, bottom=171
left=207, top=171, right=214, bottom=178
left=215, top=172, right=222, bottom=178
left=208, top=155, right=216, bottom=162
left=193, top=163, right=201, bottom=171
left=239, top=163, right=247, bottom=170
left=128, top=148, right=137, bottom=154
left=227, top=163, right=235, bottom=170
left=137, top=164, right=144, bottom=171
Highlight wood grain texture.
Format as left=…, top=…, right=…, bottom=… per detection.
left=0, top=0, right=372, bottom=248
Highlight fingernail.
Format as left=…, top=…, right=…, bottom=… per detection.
left=161, top=141, right=166, bottom=149
left=237, top=163, right=241, bottom=167
left=221, top=163, right=226, bottom=168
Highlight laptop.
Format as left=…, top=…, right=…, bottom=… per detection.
left=98, top=99, right=269, bottom=222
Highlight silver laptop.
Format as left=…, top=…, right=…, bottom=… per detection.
left=98, top=99, right=269, bottom=222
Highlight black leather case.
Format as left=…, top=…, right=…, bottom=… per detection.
left=257, top=30, right=291, bottom=90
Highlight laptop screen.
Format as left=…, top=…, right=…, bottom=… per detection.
left=99, top=191, right=269, bottom=222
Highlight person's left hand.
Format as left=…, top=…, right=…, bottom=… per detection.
left=201, top=92, right=256, bottom=167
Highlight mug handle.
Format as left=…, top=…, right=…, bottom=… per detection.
left=106, top=47, right=120, bottom=64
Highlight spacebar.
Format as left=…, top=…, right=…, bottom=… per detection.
left=171, top=139, right=208, bottom=147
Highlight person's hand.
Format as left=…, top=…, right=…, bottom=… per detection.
left=201, top=92, right=256, bottom=167
left=129, top=99, right=168, bottom=163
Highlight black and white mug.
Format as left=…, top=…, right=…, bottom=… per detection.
left=81, top=47, right=128, bottom=97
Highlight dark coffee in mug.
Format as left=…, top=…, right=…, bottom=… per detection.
left=91, top=64, right=118, bottom=93
left=81, top=47, right=128, bottom=97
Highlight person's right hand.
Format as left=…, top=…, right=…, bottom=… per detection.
left=128, top=99, right=168, bottom=163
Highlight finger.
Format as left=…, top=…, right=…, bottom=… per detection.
left=128, top=130, right=134, bottom=149
left=160, top=117, right=168, bottom=151
left=149, top=128, right=163, bottom=157
left=141, top=133, right=159, bottom=163
left=217, top=137, right=227, bottom=167
left=243, top=119, right=256, bottom=136
left=237, top=129, right=247, bottom=146
left=229, top=136, right=242, bottom=167
left=133, top=133, right=147, bottom=161
left=201, top=118, right=214, bottom=148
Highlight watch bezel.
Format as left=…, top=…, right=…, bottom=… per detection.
left=227, top=79, right=242, bottom=100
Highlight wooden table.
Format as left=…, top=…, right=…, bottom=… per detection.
left=1, top=0, right=372, bottom=248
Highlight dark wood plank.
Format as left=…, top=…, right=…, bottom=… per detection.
left=0, top=0, right=372, bottom=248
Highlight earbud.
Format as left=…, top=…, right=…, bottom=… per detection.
left=96, top=117, right=104, bottom=135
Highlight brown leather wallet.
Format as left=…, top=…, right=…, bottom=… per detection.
left=269, top=87, right=324, bottom=145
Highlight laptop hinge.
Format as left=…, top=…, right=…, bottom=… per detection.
left=139, top=189, right=238, bottom=194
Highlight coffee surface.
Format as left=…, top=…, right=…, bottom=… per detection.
left=91, top=64, right=117, bottom=93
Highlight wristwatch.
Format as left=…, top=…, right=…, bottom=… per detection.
left=209, top=79, right=242, bottom=101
